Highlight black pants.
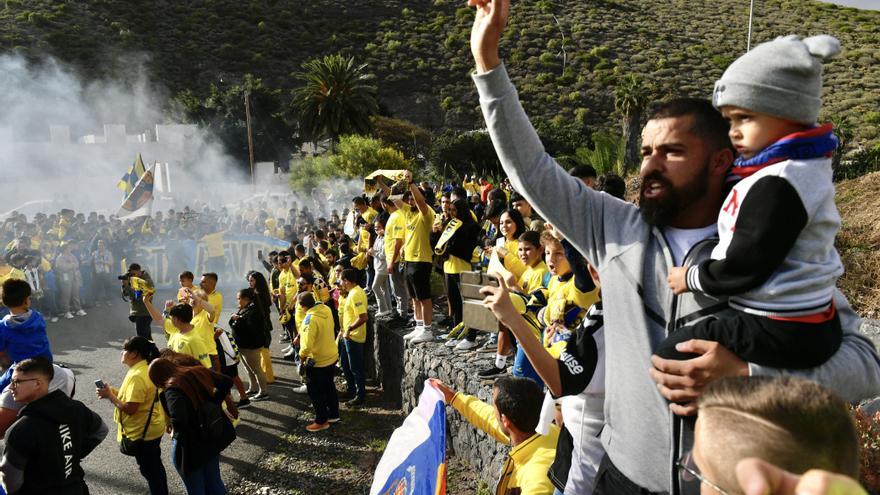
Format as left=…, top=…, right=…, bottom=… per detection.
left=654, top=310, right=842, bottom=369
left=306, top=364, right=339, bottom=424
left=593, top=455, right=667, bottom=495
left=132, top=437, right=169, bottom=495
left=130, top=315, right=153, bottom=340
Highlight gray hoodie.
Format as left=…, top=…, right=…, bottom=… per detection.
left=473, top=64, right=880, bottom=493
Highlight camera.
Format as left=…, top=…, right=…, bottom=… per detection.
left=117, top=273, right=132, bottom=281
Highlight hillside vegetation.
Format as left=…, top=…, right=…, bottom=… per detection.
left=0, top=0, right=877, bottom=154
left=836, top=171, right=880, bottom=318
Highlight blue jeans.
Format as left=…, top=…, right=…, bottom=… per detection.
left=512, top=336, right=544, bottom=389
left=171, top=438, right=225, bottom=495
left=339, top=339, right=365, bottom=400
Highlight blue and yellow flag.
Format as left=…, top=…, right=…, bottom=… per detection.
left=117, top=168, right=154, bottom=219
left=116, top=153, right=147, bottom=195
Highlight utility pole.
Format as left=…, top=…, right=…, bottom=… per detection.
left=244, top=90, right=256, bottom=187
left=747, top=0, right=755, bottom=51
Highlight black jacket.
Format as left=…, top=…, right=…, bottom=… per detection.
left=229, top=303, right=268, bottom=349
left=1, top=390, right=108, bottom=495
left=161, top=374, right=233, bottom=474
left=445, top=221, right=481, bottom=262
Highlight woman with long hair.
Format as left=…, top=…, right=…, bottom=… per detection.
left=96, top=336, right=167, bottom=495
left=247, top=271, right=275, bottom=383
left=149, top=358, right=233, bottom=495
left=438, top=199, right=481, bottom=350
left=229, top=287, right=270, bottom=401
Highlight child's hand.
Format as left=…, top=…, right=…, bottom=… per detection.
left=667, top=267, right=689, bottom=295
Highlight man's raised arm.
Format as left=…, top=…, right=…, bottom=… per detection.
left=467, top=0, right=635, bottom=266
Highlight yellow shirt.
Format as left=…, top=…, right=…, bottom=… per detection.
left=443, top=255, right=471, bottom=275
left=450, top=393, right=558, bottom=495
left=278, top=268, right=297, bottom=308
left=519, top=261, right=549, bottom=294
left=403, top=204, right=435, bottom=263
left=384, top=210, right=405, bottom=262
left=206, top=290, right=223, bottom=326
left=163, top=319, right=178, bottom=341
left=114, top=360, right=166, bottom=442
left=299, top=304, right=339, bottom=367
left=192, top=311, right=218, bottom=356
left=361, top=207, right=378, bottom=225
left=0, top=267, right=25, bottom=285
left=167, top=330, right=212, bottom=368
left=341, top=285, right=368, bottom=343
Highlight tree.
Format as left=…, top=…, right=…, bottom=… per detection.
left=289, top=155, right=332, bottom=195
left=328, top=135, right=412, bottom=179
left=429, top=130, right=501, bottom=180
left=570, top=131, right=625, bottom=176
left=292, top=54, right=379, bottom=150
left=370, top=115, right=431, bottom=162
left=614, top=74, right=650, bottom=176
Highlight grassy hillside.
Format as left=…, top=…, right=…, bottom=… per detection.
left=836, top=171, right=880, bottom=318
left=0, top=0, right=877, bottom=146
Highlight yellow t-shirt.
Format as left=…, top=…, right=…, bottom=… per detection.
left=519, top=262, right=550, bottom=294
left=362, top=207, right=378, bottom=225
left=192, top=311, right=218, bottom=356
left=342, top=285, right=368, bottom=343
left=502, top=239, right=528, bottom=280
left=114, top=360, right=166, bottom=442
left=206, top=290, right=223, bottom=326
left=443, top=255, right=471, bottom=275
left=0, top=267, right=25, bottom=285
left=167, top=330, right=212, bottom=368
left=384, top=210, right=405, bottom=262
left=163, top=319, right=178, bottom=341
left=278, top=268, right=297, bottom=307
left=403, top=204, right=435, bottom=263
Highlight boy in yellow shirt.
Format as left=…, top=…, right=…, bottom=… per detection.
left=338, top=269, right=368, bottom=407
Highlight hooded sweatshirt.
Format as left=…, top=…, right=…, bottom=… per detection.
left=473, top=63, right=880, bottom=493
left=0, top=390, right=108, bottom=495
left=0, top=310, right=52, bottom=364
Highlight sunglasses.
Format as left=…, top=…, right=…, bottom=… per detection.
left=677, top=451, right=728, bottom=494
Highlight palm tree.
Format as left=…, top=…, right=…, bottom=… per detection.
left=614, top=74, right=650, bottom=175
left=292, top=54, right=379, bottom=150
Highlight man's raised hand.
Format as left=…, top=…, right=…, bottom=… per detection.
left=468, top=0, right=509, bottom=73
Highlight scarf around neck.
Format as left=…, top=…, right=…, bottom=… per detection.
left=729, top=123, right=838, bottom=181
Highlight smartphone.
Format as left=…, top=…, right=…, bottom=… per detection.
left=94, top=379, right=106, bottom=389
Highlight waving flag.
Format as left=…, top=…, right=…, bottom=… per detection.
left=370, top=381, right=446, bottom=495
left=116, top=153, right=147, bottom=195
left=117, top=167, right=154, bottom=219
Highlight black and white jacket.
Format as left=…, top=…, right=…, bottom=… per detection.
left=686, top=156, right=843, bottom=317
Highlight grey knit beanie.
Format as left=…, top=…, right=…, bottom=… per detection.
left=712, top=35, right=841, bottom=124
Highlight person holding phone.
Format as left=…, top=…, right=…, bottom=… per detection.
left=96, top=337, right=168, bottom=495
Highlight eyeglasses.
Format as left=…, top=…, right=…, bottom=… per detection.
left=677, top=450, right=728, bottom=494
left=10, top=378, right=39, bottom=388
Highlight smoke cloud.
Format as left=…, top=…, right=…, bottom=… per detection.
left=0, top=53, right=255, bottom=216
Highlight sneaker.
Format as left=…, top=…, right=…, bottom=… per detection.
left=305, top=421, right=330, bottom=432
left=64, top=312, right=74, bottom=319
left=444, top=339, right=460, bottom=348
left=410, top=329, right=435, bottom=344
left=346, top=397, right=365, bottom=407
left=237, top=398, right=252, bottom=409
left=251, top=392, right=270, bottom=401
left=282, top=344, right=293, bottom=353
left=375, top=311, right=392, bottom=318
left=479, top=335, right=498, bottom=352
left=50, top=316, right=59, bottom=323
left=455, top=339, right=479, bottom=351
left=75, top=309, right=87, bottom=316
left=280, top=334, right=291, bottom=343
left=327, top=416, right=341, bottom=424
left=293, top=384, right=308, bottom=394
left=244, top=389, right=256, bottom=396
left=477, top=365, right=506, bottom=378
left=402, top=327, right=423, bottom=341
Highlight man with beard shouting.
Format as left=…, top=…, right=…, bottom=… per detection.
left=466, top=1, right=880, bottom=494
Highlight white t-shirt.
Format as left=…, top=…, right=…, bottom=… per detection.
left=0, top=365, right=76, bottom=411
left=663, top=225, right=718, bottom=266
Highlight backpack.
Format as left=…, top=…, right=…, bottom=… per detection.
left=197, top=398, right=236, bottom=454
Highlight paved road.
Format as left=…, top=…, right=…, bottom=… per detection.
left=4, top=289, right=301, bottom=495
